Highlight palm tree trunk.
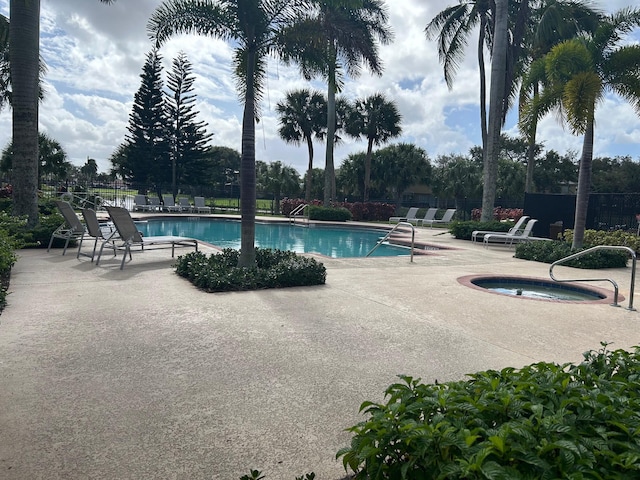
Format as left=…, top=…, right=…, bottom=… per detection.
left=478, top=14, right=488, bottom=151
left=10, top=0, right=41, bottom=227
left=480, top=0, right=508, bottom=222
left=238, top=47, right=257, bottom=268
left=524, top=85, right=539, bottom=193
left=324, top=61, right=336, bottom=207
left=571, top=119, right=594, bottom=249
left=305, top=137, right=313, bottom=203
left=363, top=138, right=373, bottom=202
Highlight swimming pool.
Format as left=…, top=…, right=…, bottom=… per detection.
left=136, top=218, right=411, bottom=258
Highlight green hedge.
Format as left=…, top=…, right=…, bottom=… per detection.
left=308, top=205, right=352, bottom=222
left=562, top=229, right=640, bottom=253
left=174, top=248, right=326, bottom=292
left=338, top=344, right=640, bottom=479
left=515, top=240, right=628, bottom=268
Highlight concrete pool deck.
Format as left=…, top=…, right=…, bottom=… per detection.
left=1, top=222, right=639, bottom=479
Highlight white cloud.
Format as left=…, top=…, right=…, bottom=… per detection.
left=0, top=0, right=639, bottom=176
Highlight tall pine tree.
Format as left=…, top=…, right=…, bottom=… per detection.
left=121, top=48, right=171, bottom=196
left=165, top=51, right=213, bottom=197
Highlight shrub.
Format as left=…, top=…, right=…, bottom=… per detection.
left=0, top=229, right=17, bottom=309
left=339, top=344, right=640, bottom=479
left=515, top=240, right=628, bottom=268
left=280, top=198, right=395, bottom=221
left=174, top=248, right=326, bottom=292
left=562, top=229, right=640, bottom=254
left=308, top=205, right=352, bottom=222
left=449, top=220, right=512, bottom=240
left=471, top=206, right=524, bottom=221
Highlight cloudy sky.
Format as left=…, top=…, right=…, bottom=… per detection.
left=1, top=0, right=639, bottom=175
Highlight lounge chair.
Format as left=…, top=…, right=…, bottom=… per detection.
left=146, top=197, right=161, bottom=212
left=194, top=196, right=211, bottom=214
left=133, top=195, right=147, bottom=212
left=48, top=200, right=86, bottom=255
left=162, top=194, right=182, bottom=213
left=78, top=208, right=117, bottom=262
left=96, top=206, right=198, bottom=269
left=178, top=197, right=193, bottom=212
left=483, top=218, right=541, bottom=247
left=389, top=207, right=419, bottom=224
left=415, top=208, right=438, bottom=226
left=422, top=208, right=457, bottom=228
left=471, top=215, right=530, bottom=243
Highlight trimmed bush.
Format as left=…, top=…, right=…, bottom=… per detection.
left=174, top=248, right=326, bottom=292
left=562, top=229, right=640, bottom=254
left=449, top=220, right=512, bottom=241
left=515, top=240, right=628, bottom=268
left=308, top=205, right=352, bottom=222
left=339, top=344, right=640, bottom=479
left=0, top=229, right=17, bottom=308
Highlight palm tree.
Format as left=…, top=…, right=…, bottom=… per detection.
left=285, top=0, right=392, bottom=206
left=522, top=8, right=640, bottom=247
left=148, top=0, right=310, bottom=267
left=345, top=93, right=401, bottom=202
left=257, top=161, right=301, bottom=214
left=9, top=0, right=115, bottom=227
left=275, top=89, right=326, bottom=202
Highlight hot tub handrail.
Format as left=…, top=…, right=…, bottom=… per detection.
left=549, top=245, right=636, bottom=311
left=367, top=222, right=414, bottom=262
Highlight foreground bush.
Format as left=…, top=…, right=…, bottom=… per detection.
left=0, top=229, right=17, bottom=308
left=515, top=239, right=628, bottom=268
left=174, top=248, right=326, bottom=292
left=562, top=229, right=640, bottom=253
left=449, top=220, right=512, bottom=240
left=339, top=345, right=640, bottom=479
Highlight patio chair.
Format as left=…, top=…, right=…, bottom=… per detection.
left=133, top=195, right=147, bottom=212
left=415, top=208, right=438, bottom=226
left=471, top=215, right=530, bottom=243
left=146, top=197, right=161, bottom=212
left=389, top=207, right=419, bottom=224
left=78, top=208, right=117, bottom=262
left=194, top=196, right=211, bottom=214
left=162, top=194, right=182, bottom=213
left=483, top=218, right=541, bottom=247
left=48, top=200, right=86, bottom=255
left=96, top=206, right=198, bottom=270
left=422, top=208, right=457, bottom=228
left=178, top=197, right=193, bottom=213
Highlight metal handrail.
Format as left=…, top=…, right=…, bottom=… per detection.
left=289, top=204, right=308, bottom=224
left=366, top=222, right=415, bottom=262
left=59, top=191, right=104, bottom=210
left=549, top=245, right=636, bottom=311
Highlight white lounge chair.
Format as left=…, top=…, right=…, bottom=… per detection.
left=178, top=197, right=193, bottom=212
left=422, top=208, right=456, bottom=228
left=483, top=218, right=541, bottom=247
left=415, top=208, right=438, bottom=226
left=96, top=206, right=198, bottom=269
left=162, top=194, right=182, bottom=213
left=389, top=207, right=419, bottom=224
left=471, top=215, right=530, bottom=243
left=194, top=196, right=211, bottom=214
left=48, top=200, right=86, bottom=255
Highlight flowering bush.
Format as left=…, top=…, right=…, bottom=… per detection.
left=471, top=206, right=524, bottom=221
left=280, top=198, right=395, bottom=221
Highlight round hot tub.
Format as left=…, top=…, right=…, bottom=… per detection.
left=458, top=275, right=620, bottom=304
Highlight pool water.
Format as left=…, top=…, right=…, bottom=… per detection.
left=470, top=277, right=606, bottom=301
left=136, top=218, right=410, bottom=258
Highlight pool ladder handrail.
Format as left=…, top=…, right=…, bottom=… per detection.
left=549, top=245, right=636, bottom=311
left=366, top=222, right=415, bottom=262
left=289, top=204, right=308, bottom=225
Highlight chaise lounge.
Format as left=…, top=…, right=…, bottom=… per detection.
left=96, top=206, right=198, bottom=269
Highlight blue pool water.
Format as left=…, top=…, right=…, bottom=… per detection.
left=136, top=218, right=410, bottom=258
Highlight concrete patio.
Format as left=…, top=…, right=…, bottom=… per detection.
left=1, top=226, right=638, bottom=479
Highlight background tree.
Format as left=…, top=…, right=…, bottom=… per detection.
left=276, top=88, right=326, bottom=203
left=149, top=0, right=311, bottom=268
left=345, top=92, right=402, bottom=202
left=80, top=157, right=98, bottom=184
left=165, top=51, right=213, bottom=198
left=115, top=49, right=171, bottom=197
left=377, top=143, right=431, bottom=206
left=257, top=161, right=301, bottom=214
left=533, top=149, right=578, bottom=193
left=203, top=145, right=241, bottom=191
left=302, top=167, right=324, bottom=201
left=9, top=0, right=114, bottom=227
left=286, top=0, right=392, bottom=206
left=432, top=154, right=482, bottom=209
left=1, top=132, right=72, bottom=186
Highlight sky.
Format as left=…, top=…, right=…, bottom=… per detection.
left=0, top=0, right=639, bottom=176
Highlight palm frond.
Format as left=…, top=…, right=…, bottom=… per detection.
left=562, top=71, right=601, bottom=135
